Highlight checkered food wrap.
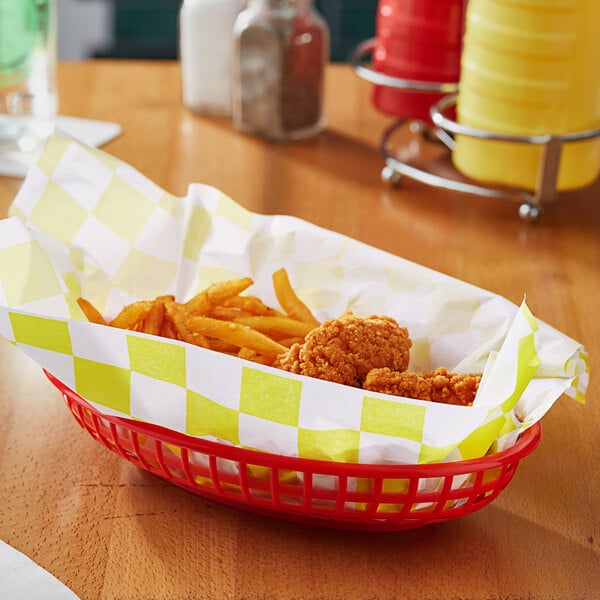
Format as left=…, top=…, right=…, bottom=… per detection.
left=0, top=132, right=588, bottom=465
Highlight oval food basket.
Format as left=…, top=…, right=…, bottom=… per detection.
left=47, top=371, right=542, bottom=532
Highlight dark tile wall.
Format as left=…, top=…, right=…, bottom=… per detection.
left=316, top=0, right=377, bottom=61
left=97, top=0, right=377, bottom=61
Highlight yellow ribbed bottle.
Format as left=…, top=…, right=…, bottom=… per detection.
left=452, top=0, right=600, bottom=191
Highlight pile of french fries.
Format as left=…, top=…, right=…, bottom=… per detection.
left=77, top=268, right=319, bottom=366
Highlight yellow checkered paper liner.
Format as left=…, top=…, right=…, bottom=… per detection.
left=0, top=132, right=589, bottom=464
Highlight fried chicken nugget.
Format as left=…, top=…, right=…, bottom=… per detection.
left=274, top=313, right=411, bottom=387
left=363, top=367, right=481, bottom=406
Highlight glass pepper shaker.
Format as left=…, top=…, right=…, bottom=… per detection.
left=231, top=0, right=330, bottom=142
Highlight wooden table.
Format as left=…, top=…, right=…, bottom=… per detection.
left=1, top=61, right=598, bottom=600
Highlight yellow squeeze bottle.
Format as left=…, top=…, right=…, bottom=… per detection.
left=452, top=0, right=600, bottom=191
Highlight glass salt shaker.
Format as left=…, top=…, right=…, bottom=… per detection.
left=179, top=0, right=247, bottom=116
left=231, top=0, right=330, bottom=142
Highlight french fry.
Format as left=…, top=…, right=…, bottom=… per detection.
left=142, top=295, right=174, bottom=336
left=184, top=277, right=253, bottom=316
left=223, top=295, right=284, bottom=317
left=277, top=337, right=305, bottom=348
left=208, top=306, right=252, bottom=321
left=272, top=268, right=319, bottom=326
left=233, top=316, right=315, bottom=339
left=76, top=298, right=106, bottom=325
left=238, top=347, right=273, bottom=365
left=160, top=315, right=179, bottom=339
left=238, top=348, right=257, bottom=360
left=188, top=315, right=287, bottom=362
left=208, top=338, right=241, bottom=354
left=164, top=302, right=209, bottom=348
left=78, top=271, right=317, bottom=366
left=110, top=301, right=153, bottom=330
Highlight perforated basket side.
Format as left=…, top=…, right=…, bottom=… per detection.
left=50, top=372, right=542, bottom=531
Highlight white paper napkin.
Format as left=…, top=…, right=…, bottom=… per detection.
left=0, top=116, right=121, bottom=178
left=0, top=540, right=80, bottom=600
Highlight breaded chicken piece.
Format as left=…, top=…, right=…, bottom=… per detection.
left=274, top=313, right=411, bottom=387
left=363, top=367, right=480, bottom=406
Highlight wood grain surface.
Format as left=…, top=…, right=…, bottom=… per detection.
left=0, top=61, right=598, bottom=600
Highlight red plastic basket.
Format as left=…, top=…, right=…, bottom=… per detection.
left=47, top=372, right=542, bottom=531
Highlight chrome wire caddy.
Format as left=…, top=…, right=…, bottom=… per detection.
left=352, top=39, right=600, bottom=221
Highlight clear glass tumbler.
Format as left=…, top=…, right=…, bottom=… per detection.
left=0, top=0, right=58, bottom=154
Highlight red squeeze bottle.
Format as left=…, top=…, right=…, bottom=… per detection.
left=371, top=0, right=466, bottom=123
